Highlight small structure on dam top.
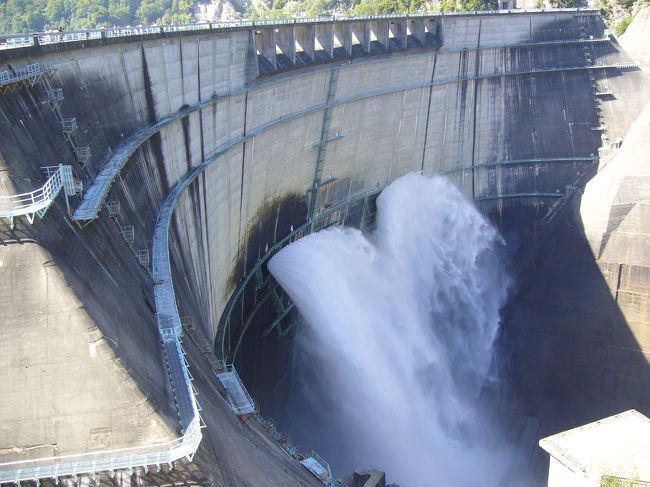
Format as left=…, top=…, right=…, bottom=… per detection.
left=539, top=410, right=650, bottom=487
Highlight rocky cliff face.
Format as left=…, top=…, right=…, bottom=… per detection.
left=194, top=0, right=239, bottom=22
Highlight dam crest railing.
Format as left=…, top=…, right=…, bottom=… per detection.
left=0, top=8, right=599, bottom=51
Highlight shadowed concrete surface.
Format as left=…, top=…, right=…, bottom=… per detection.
left=497, top=207, right=650, bottom=478
left=0, top=238, right=176, bottom=462
left=495, top=40, right=650, bottom=479
left=1, top=10, right=650, bottom=486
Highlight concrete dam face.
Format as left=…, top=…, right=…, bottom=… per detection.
left=1, top=9, right=650, bottom=487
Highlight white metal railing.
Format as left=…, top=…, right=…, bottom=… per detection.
left=0, top=168, right=62, bottom=218
left=0, top=63, right=46, bottom=89
left=73, top=117, right=184, bottom=221
left=612, top=62, right=640, bottom=69
left=119, top=224, right=135, bottom=245
left=60, top=118, right=77, bottom=132
left=150, top=159, right=205, bottom=444
left=0, top=155, right=202, bottom=481
left=44, top=88, right=64, bottom=102
left=300, top=451, right=333, bottom=484
left=0, top=164, right=80, bottom=228
left=217, top=365, right=256, bottom=415
left=74, top=146, right=91, bottom=164
left=0, top=8, right=599, bottom=51
left=135, top=249, right=150, bottom=267
left=0, top=415, right=202, bottom=484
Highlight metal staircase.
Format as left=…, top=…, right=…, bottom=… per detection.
left=307, top=68, right=340, bottom=226
left=0, top=63, right=92, bottom=229
left=0, top=164, right=82, bottom=229
left=39, top=76, right=93, bottom=167
left=0, top=63, right=48, bottom=94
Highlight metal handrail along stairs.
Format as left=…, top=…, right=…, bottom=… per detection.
left=0, top=164, right=82, bottom=229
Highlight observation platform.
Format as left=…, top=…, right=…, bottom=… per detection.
left=299, top=452, right=333, bottom=484
left=217, top=366, right=256, bottom=416
left=0, top=165, right=82, bottom=229
left=540, top=410, right=650, bottom=486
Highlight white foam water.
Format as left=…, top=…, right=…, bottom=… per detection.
left=268, top=172, right=513, bottom=486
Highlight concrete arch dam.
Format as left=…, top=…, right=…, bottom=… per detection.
left=1, top=9, right=650, bottom=486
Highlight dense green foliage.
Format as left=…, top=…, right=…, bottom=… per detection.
left=351, top=0, right=426, bottom=15
left=0, top=0, right=193, bottom=33
left=257, top=0, right=500, bottom=19
left=0, top=0, right=635, bottom=35
left=614, top=14, right=633, bottom=34
left=553, top=0, right=582, bottom=7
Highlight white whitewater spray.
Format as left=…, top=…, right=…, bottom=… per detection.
left=268, top=173, right=512, bottom=486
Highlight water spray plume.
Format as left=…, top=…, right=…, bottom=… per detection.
left=269, top=172, right=513, bottom=487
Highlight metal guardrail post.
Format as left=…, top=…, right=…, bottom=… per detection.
left=74, top=147, right=91, bottom=165
left=0, top=164, right=80, bottom=228
left=104, top=201, right=120, bottom=218
left=134, top=249, right=150, bottom=268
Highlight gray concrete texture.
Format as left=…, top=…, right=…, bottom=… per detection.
left=620, top=6, right=650, bottom=73
left=0, top=240, right=176, bottom=462
left=0, top=10, right=649, bottom=485
left=582, top=100, right=650, bottom=267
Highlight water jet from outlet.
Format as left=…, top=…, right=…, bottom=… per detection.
left=269, top=172, right=515, bottom=487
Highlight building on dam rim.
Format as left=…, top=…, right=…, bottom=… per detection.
left=1, top=7, right=650, bottom=487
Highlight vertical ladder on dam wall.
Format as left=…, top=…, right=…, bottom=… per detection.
left=307, top=68, right=340, bottom=227
left=577, top=16, right=611, bottom=149
left=103, top=199, right=150, bottom=268
left=0, top=63, right=89, bottom=163
left=0, top=63, right=90, bottom=166
left=40, top=77, right=92, bottom=166
left=0, top=63, right=92, bottom=229
left=0, top=64, right=93, bottom=167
